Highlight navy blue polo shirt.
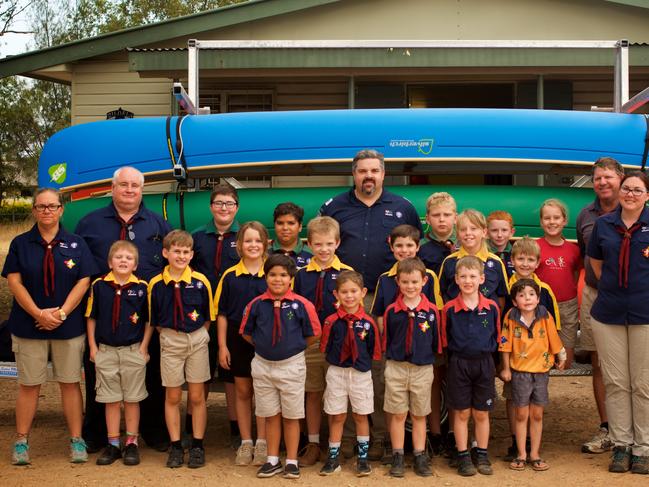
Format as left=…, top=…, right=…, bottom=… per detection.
left=293, top=255, right=353, bottom=323
left=191, top=219, right=240, bottom=294
left=504, top=273, right=561, bottom=329
left=2, top=225, right=97, bottom=339
left=240, top=290, right=322, bottom=361
left=320, top=308, right=381, bottom=372
left=214, top=260, right=267, bottom=325
left=587, top=206, right=649, bottom=325
left=75, top=202, right=171, bottom=280
left=371, top=262, right=443, bottom=316
left=439, top=247, right=509, bottom=303
left=86, top=272, right=149, bottom=346
left=270, top=239, right=312, bottom=268
left=148, top=266, right=215, bottom=332
left=441, top=294, right=501, bottom=357
left=383, top=295, right=441, bottom=365
left=319, top=188, right=423, bottom=292
left=418, top=233, right=454, bottom=275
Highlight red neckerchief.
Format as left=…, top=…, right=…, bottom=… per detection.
left=272, top=300, right=282, bottom=345
left=116, top=215, right=135, bottom=241
left=339, top=309, right=364, bottom=364
left=406, top=310, right=416, bottom=356
left=171, top=281, right=184, bottom=330
left=40, top=238, right=60, bottom=297
left=214, top=232, right=234, bottom=276
left=313, top=268, right=331, bottom=312
left=616, top=222, right=642, bottom=288
left=106, top=281, right=134, bottom=333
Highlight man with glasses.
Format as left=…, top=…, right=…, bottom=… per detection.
left=75, top=166, right=172, bottom=454
left=576, top=157, right=624, bottom=455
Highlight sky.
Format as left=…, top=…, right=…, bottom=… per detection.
left=0, top=11, right=33, bottom=57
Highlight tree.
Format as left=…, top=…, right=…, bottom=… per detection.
left=1, top=0, right=33, bottom=37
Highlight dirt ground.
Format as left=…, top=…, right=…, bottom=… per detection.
left=0, top=376, right=639, bottom=487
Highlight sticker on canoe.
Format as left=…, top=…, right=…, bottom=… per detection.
left=48, top=163, right=67, bottom=184
left=388, top=139, right=434, bottom=155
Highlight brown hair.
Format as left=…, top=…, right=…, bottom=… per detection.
left=307, top=216, right=340, bottom=241
left=352, top=149, right=385, bottom=172
left=539, top=198, right=568, bottom=220
left=33, top=187, right=63, bottom=205
left=210, top=184, right=239, bottom=205
left=163, top=229, right=193, bottom=250
left=396, top=257, right=427, bottom=278
left=335, top=270, right=365, bottom=291
left=108, top=240, right=139, bottom=265
left=389, top=224, right=421, bottom=245
left=592, top=156, right=624, bottom=178
left=511, top=237, right=541, bottom=260
left=510, top=278, right=540, bottom=299
left=621, top=171, right=649, bottom=191
left=236, top=221, right=270, bottom=258
left=455, top=255, right=484, bottom=275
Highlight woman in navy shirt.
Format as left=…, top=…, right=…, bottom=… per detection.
left=2, top=188, right=96, bottom=465
left=587, top=171, right=649, bottom=475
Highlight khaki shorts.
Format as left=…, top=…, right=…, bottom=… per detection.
left=579, top=285, right=598, bottom=352
left=323, top=365, right=374, bottom=415
left=159, top=327, right=210, bottom=387
left=95, top=343, right=148, bottom=403
left=305, top=342, right=328, bottom=393
left=558, top=297, right=579, bottom=348
left=12, top=334, right=85, bottom=386
left=383, top=360, right=434, bottom=417
left=251, top=352, right=306, bottom=419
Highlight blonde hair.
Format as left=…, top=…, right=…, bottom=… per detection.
left=457, top=209, right=487, bottom=230
left=511, top=237, right=540, bottom=260
left=108, top=240, right=139, bottom=265
left=426, top=192, right=457, bottom=213
left=307, top=216, right=340, bottom=241
left=539, top=198, right=568, bottom=220
left=455, top=255, right=484, bottom=275
left=163, top=229, right=193, bottom=250
left=335, top=270, right=364, bottom=291
left=236, top=221, right=270, bottom=258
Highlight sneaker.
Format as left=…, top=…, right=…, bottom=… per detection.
left=389, top=452, right=405, bottom=478
left=235, top=442, right=254, bottom=465
left=476, top=454, right=493, bottom=475
left=253, top=441, right=268, bottom=466
left=188, top=446, right=205, bottom=469
left=582, top=427, right=614, bottom=454
left=631, top=455, right=649, bottom=474
left=356, top=457, right=372, bottom=477
left=367, top=437, right=384, bottom=461
left=380, top=438, right=393, bottom=465
left=298, top=442, right=320, bottom=466
left=166, top=446, right=184, bottom=468
left=414, top=453, right=433, bottom=477
left=609, top=446, right=631, bottom=473
left=122, top=443, right=140, bottom=466
left=319, top=456, right=341, bottom=475
left=283, top=463, right=301, bottom=479
left=340, top=438, right=356, bottom=459
left=70, top=437, right=88, bottom=464
left=12, top=440, right=30, bottom=466
left=457, top=454, right=477, bottom=476
left=257, top=461, right=284, bottom=478
left=96, top=444, right=122, bottom=465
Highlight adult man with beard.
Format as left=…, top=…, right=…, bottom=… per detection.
left=576, top=156, right=624, bottom=455
left=75, top=167, right=172, bottom=455
left=319, top=149, right=422, bottom=461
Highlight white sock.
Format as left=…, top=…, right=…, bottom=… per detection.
left=268, top=455, right=279, bottom=465
left=241, top=439, right=253, bottom=445
left=308, top=434, right=319, bottom=444
left=256, top=439, right=267, bottom=446
left=357, top=435, right=370, bottom=443
left=329, top=442, right=341, bottom=448
left=286, top=459, right=298, bottom=466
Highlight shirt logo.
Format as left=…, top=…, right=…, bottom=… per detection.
left=59, top=242, right=69, bottom=249
left=130, top=312, right=139, bottom=324
left=138, top=289, right=144, bottom=298
left=188, top=310, right=200, bottom=322
left=500, top=336, right=508, bottom=344
left=358, top=329, right=368, bottom=340
left=71, top=242, right=78, bottom=249
left=186, top=283, right=195, bottom=289
left=417, top=311, right=427, bottom=320
left=419, top=321, right=430, bottom=332
left=429, top=314, right=436, bottom=322
left=64, top=259, right=76, bottom=269
left=196, top=281, right=203, bottom=289
left=291, top=302, right=299, bottom=309
left=643, top=246, right=649, bottom=259
left=642, top=226, right=649, bottom=232
left=384, top=209, right=394, bottom=217
left=127, top=289, right=137, bottom=297
left=364, top=322, right=371, bottom=330
left=396, top=211, right=403, bottom=218
left=486, top=261, right=494, bottom=268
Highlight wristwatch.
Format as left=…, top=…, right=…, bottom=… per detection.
left=59, top=309, right=67, bottom=320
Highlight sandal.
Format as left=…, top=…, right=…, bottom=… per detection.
left=530, top=458, right=549, bottom=471
left=509, top=457, right=526, bottom=471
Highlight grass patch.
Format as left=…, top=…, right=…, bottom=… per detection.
left=0, top=219, right=34, bottom=320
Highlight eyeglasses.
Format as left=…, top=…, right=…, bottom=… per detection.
left=620, top=186, right=647, bottom=197
left=34, top=204, right=62, bottom=212
left=211, top=200, right=238, bottom=209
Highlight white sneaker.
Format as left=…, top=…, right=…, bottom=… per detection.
left=235, top=442, right=254, bottom=465
left=253, top=441, right=268, bottom=466
left=582, top=427, right=613, bottom=454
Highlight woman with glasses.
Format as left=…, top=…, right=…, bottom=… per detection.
left=191, top=184, right=242, bottom=449
left=587, top=171, right=649, bottom=475
left=2, top=188, right=97, bottom=465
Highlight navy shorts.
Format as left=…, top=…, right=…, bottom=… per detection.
left=510, top=371, right=549, bottom=407
left=446, top=353, right=496, bottom=411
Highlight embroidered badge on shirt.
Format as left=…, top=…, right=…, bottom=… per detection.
left=64, top=259, right=76, bottom=269
left=500, top=336, right=508, bottom=344
left=188, top=310, right=200, bottom=322
left=358, top=329, right=368, bottom=341
left=130, top=312, right=139, bottom=324
left=643, top=246, right=649, bottom=258
left=419, top=320, right=430, bottom=332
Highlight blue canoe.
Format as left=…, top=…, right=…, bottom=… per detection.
left=38, top=108, right=649, bottom=191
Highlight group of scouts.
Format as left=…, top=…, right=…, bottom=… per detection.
left=7, top=150, right=647, bottom=479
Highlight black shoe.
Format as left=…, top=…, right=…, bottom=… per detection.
left=188, top=446, right=205, bottom=469
left=414, top=453, right=432, bottom=477
left=319, top=456, right=341, bottom=475
left=96, top=445, right=121, bottom=465
left=166, top=446, right=184, bottom=468
left=85, top=439, right=104, bottom=454
left=122, top=443, right=140, bottom=466
left=257, top=461, right=283, bottom=478
left=476, top=454, right=493, bottom=475
left=389, top=452, right=405, bottom=478
left=356, top=457, right=372, bottom=477
left=457, top=454, right=477, bottom=476
left=283, top=463, right=300, bottom=479
left=609, top=446, right=631, bottom=473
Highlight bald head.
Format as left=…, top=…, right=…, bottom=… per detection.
left=112, top=166, right=144, bottom=214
